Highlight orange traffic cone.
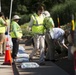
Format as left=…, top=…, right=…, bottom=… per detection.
left=3, top=36, right=12, bottom=65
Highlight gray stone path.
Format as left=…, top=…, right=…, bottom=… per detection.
left=0, top=56, right=13, bottom=75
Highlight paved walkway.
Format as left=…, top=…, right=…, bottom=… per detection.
left=16, top=61, right=70, bottom=75
left=15, top=45, right=74, bottom=75
left=0, top=56, right=13, bottom=75
left=0, top=44, right=75, bottom=75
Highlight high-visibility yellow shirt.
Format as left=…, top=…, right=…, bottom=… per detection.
left=0, top=17, right=6, bottom=33
left=43, top=17, right=54, bottom=30
left=30, top=13, right=45, bottom=34
left=10, top=21, right=23, bottom=38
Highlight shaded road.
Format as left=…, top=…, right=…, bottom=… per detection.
left=15, top=43, right=75, bottom=75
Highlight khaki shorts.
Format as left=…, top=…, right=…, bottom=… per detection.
left=0, top=33, right=5, bottom=44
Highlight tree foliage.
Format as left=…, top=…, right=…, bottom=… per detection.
left=1, top=0, right=76, bottom=26
left=51, top=0, right=76, bottom=26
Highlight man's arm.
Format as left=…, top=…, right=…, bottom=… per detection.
left=62, top=43, right=68, bottom=49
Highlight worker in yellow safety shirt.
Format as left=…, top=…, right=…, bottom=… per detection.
left=29, top=5, right=46, bottom=65
left=43, top=11, right=55, bottom=61
left=10, top=15, right=23, bottom=61
left=0, top=12, right=7, bottom=56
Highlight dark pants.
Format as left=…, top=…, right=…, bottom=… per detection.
left=45, top=33, right=55, bottom=60
left=12, top=38, right=19, bottom=59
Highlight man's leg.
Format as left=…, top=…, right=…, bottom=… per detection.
left=12, top=38, right=19, bottom=59
left=2, top=34, right=6, bottom=54
left=39, top=35, right=45, bottom=63
left=0, top=33, right=4, bottom=55
left=45, top=33, right=55, bottom=60
left=29, top=35, right=39, bottom=59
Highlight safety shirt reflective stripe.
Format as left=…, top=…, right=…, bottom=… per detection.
left=31, top=13, right=45, bottom=34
